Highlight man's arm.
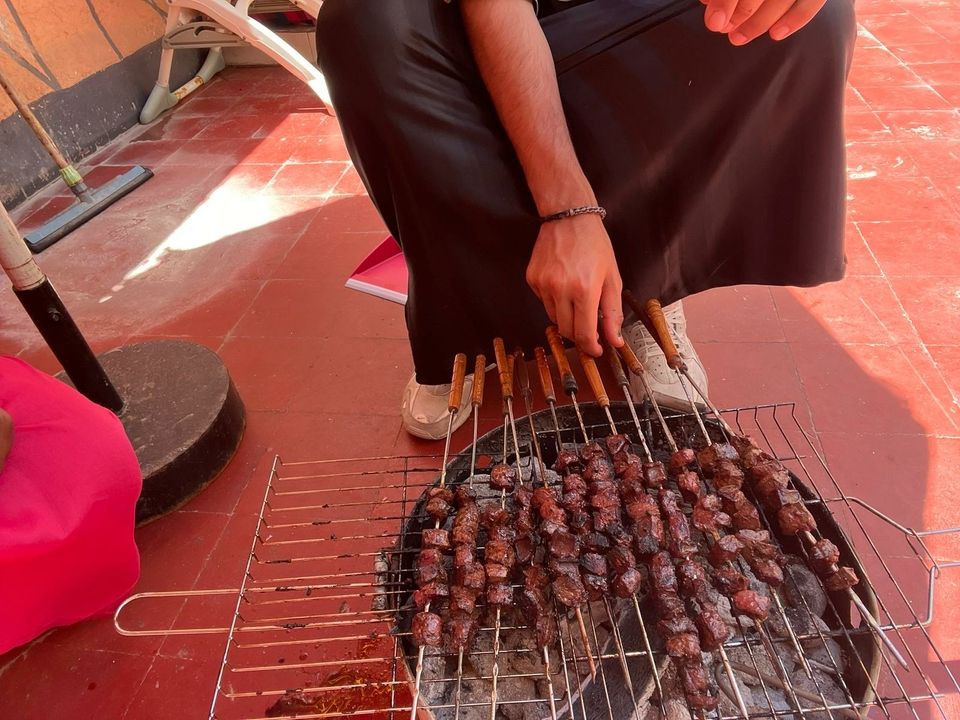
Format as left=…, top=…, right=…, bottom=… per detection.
left=460, top=0, right=623, bottom=356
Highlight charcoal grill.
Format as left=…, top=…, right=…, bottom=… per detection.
left=115, top=401, right=960, bottom=720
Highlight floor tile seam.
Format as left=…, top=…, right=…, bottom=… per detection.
left=117, top=650, right=166, bottom=720
left=858, top=242, right=960, bottom=425
left=208, top=278, right=272, bottom=346
left=763, top=322, right=824, bottom=444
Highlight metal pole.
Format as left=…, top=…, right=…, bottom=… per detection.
left=0, top=202, right=123, bottom=412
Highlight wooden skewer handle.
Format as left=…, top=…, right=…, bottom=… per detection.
left=471, top=354, right=486, bottom=406
left=605, top=342, right=629, bottom=388
left=534, top=347, right=557, bottom=404
left=622, top=291, right=685, bottom=370
left=577, top=350, right=609, bottom=408
left=616, top=340, right=645, bottom=377
left=448, top=353, right=468, bottom=412
left=546, top=325, right=578, bottom=396
left=493, top=338, right=513, bottom=400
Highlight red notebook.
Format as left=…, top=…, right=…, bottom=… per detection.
left=345, top=235, right=408, bottom=305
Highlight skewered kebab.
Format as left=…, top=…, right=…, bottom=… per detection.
left=410, top=354, right=468, bottom=720
left=635, top=295, right=908, bottom=670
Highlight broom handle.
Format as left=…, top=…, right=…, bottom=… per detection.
left=0, top=67, right=88, bottom=193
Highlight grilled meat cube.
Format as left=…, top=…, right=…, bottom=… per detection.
left=427, top=486, right=454, bottom=502
left=692, top=495, right=732, bottom=537
left=583, top=531, right=611, bottom=553
left=736, top=529, right=782, bottom=563
left=642, top=462, right=667, bottom=489
left=583, top=572, right=609, bottom=599
left=612, top=567, right=644, bottom=598
left=753, top=474, right=793, bottom=509
left=749, top=558, right=784, bottom=587
left=579, top=441, right=607, bottom=464
left=708, top=535, right=744, bottom=567
left=413, top=581, right=449, bottom=608
left=485, top=562, right=510, bottom=583
left=562, top=474, right=588, bottom=494
left=454, top=486, right=477, bottom=506
left=488, top=523, right=518, bottom=543
left=453, top=544, right=475, bottom=568
left=562, top=492, right=587, bottom=512
left=451, top=505, right=481, bottom=545
left=519, top=586, right=549, bottom=616
left=486, top=583, right=514, bottom=606
left=449, top=585, right=477, bottom=615
left=731, top=434, right=762, bottom=455
left=696, top=443, right=739, bottom=473
left=778, top=502, right=817, bottom=535
left=713, top=460, right=745, bottom=490
left=658, top=614, right=697, bottom=637
left=515, top=535, right=535, bottom=564
left=524, top=565, right=550, bottom=590
left=678, top=662, right=711, bottom=696
left=625, top=493, right=658, bottom=521
left=516, top=507, right=536, bottom=535
left=532, top=486, right=558, bottom=510
left=605, top=434, right=631, bottom=458
left=456, top=562, right=486, bottom=592
left=548, top=530, right=580, bottom=560
left=748, top=459, right=787, bottom=483
left=540, top=519, right=564, bottom=537
left=514, top=485, right=533, bottom=508
left=539, top=503, right=568, bottom=526
left=733, top=589, right=771, bottom=621
left=677, top=559, right=710, bottom=599
left=712, top=565, right=749, bottom=595
left=695, top=607, right=732, bottom=650
left=615, top=453, right=643, bottom=483
left=632, top=523, right=663, bottom=558
left=660, top=489, right=696, bottom=558
left=412, top=611, right=443, bottom=647
left=654, top=592, right=687, bottom=620
left=718, top=486, right=747, bottom=512
left=731, top=504, right=763, bottom=531
left=535, top=614, right=558, bottom=647
left=568, top=510, right=592, bottom=534
left=676, top=470, right=702, bottom=503
left=650, top=551, right=678, bottom=592
left=552, top=573, right=588, bottom=607
left=579, top=552, right=607, bottom=577
left=683, top=689, right=719, bottom=712
left=421, top=528, right=450, bottom=551
left=589, top=486, right=620, bottom=509
left=607, top=546, right=636, bottom=575
left=554, top=449, right=581, bottom=474
left=446, top=615, right=477, bottom=649
left=666, top=632, right=702, bottom=659
left=823, top=566, right=859, bottom=591
left=809, top=538, right=841, bottom=574
left=670, top=448, right=697, bottom=473
left=772, top=487, right=802, bottom=508
left=592, top=509, right=621, bottom=533
left=489, top=463, right=518, bottom=490
left=425, top=497, right=452, bottom=522
left=416, top=549, right=446, bottom=585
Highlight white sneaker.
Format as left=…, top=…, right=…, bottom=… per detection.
left=623, top=301, right=709, bottom=412
left=401, top=373, right=474, bottom=440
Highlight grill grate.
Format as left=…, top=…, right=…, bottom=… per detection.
left=115, top=402, right=960, bottom=720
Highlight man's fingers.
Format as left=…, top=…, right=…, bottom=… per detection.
left=556, top=301, right=576, bottom=346
left=543, top=295, right=558, bottom=324
left=599, top=282, right=624, bottom=349
left=704, top=0, right=739, bottom=32
left=726, top=0, right=765, bottom=31
left=572, top=290, right=603, bottom=357
left=728, top=0, right=795, bottom=44
left=768, top=0, right=826, bottom=39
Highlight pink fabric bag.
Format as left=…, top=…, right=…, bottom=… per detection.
left=0, top=356, right=141, bottom=653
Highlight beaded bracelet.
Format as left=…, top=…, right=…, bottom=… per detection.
left=540, top=205, right=607, bottom=223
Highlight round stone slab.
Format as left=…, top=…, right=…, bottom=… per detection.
left=60, top=340, right=245, bottom=524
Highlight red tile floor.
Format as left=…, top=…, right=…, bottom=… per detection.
left=3, top=0, right=960, bottom=716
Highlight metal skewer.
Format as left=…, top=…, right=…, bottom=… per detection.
left=526, top=348, right=635, bottom=701
left=453, top=354, right=486, bottom=720
left=542, top=330, right=600, bottom=682
left=410, top=353, right=468, bottom=720
left=638, top=296, right=912, bottom=674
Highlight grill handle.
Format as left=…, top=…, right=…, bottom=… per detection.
left=113, top=589, right=239, bottom=636
left=577, top=350, right=610, bottom=408
left=448, top=352, right=467, bottom=412
left=546, top=325, right=578, bottom=396
left=471, top=354, right=486, bottom=406
left=616, top=338, right=645, bottom=376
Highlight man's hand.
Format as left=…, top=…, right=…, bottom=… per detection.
left=526, top=214, right=624, bottom=357
left=702, top=0, right=827, bottom=45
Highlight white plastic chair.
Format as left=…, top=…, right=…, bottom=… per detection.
left=141, top=0, right=331, bottom=123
